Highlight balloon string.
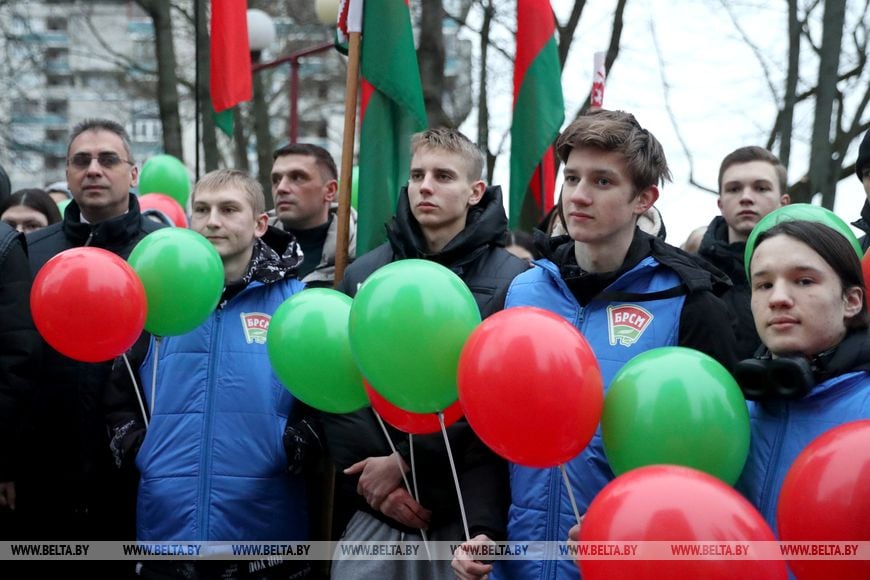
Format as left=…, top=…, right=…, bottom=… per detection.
left=439, top=411, right=470, bottom=542
left=408, top=434, right=432, bottom=562
left=122, top=353, right=148, bottom=429
left=373, top=410, right=431, bottom=560
left=150, top=337, right=161, bottom=416
left=560, top=463, right=582, bottom=526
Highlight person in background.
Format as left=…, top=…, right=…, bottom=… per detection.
left=696, top=146, right=790, bottom=359
left=0, top=222, right=40, bottom=538
left=505, top=230, right=539, bottom=263
left=269, top=143, right=357, bottom=288
left=15, top=119, right=163, bottom=564
left=1, top=189, right=62, bottom=234
left=851, top=129, right=870, bottom=251
left=735, top=220, right=870, bottom=533
left=45, top=181, right=73, bottom=204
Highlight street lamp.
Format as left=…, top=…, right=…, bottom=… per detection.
left=248, top=5, right=339, bottom=143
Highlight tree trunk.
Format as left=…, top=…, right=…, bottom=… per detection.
left=251, top=66, right=274, bottom=209
left=809, top=0, right=846, bottom=209
left=477, top=1, right=495, bottom=180
left=779, top=0, right=799, bottom=171
left=136, top=0, right=183, bottom=160
left=196, top=0, right=219, bottom=174
left=418, top=0, right=450, bottom=127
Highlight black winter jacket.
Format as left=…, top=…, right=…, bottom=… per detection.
left=0, top=224, right=39, bottom=482
left=324, top=185, right=529, bottom=540
left=852, top=199, right=870, bottom=252
left=15, top=195, right=163, bottom=538
left=698, top=215, right=760, bottom=360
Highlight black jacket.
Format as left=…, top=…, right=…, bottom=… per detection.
left=324, top=185, right=529, bottom=540
left=698, top=215, right=760, bottom=360
left=0, top=224, right=39, bottom=482
left=852, top=199, right=870, bottom=252
left=15, top=195, right=164, bottom=539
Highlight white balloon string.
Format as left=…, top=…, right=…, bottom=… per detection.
left=560, top=463, right=582, bottom=526
left=439, top=411, right=470, bottom=542
left=373, top=410, right=431, bottom=560
left=122, top=352, right=148, bottom=429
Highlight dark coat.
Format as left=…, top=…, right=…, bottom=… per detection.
left=324, top=185, right=529, bottom=540
left=0, top=224, right=39, bottom=482
left=698, top=215, right=761, bottom=360
left=15, top=194, right=164, bottom=540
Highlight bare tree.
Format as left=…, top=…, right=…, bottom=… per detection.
left=135, top=0, right=183, bottom=159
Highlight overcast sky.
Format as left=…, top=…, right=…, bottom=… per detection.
left=462, top=0, right=868, bottom=246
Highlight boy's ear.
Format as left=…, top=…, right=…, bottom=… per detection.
left=633, top=185, right=659, bottom=215
left=468, top=180, right=486, bottom=206
left=254, top=212, right=269, bottom=238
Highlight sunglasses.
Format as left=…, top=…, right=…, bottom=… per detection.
left=68, top=152, right=134, bottom=170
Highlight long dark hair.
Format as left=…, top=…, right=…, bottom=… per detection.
left=0, top=188, right=62, bottom=225
left=752, top=220, right=870, bottom=331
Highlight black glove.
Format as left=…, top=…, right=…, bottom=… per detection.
left=282, top=416, right=323, bottom=475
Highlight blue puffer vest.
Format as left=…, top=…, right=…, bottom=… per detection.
left=736, top=370, right=870, bottom=535
left=135, top=277, right=308, bottom=541
left=494, top=256, right=686, bottom=579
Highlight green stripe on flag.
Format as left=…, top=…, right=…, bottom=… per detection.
left=510, top=36, right=564, bottom=228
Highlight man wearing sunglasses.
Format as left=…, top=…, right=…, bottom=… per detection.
left=14, top=119, right=164, bottom=568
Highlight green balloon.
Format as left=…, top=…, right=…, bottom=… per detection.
left=349, top=259, right=481, bottom=413
left=56, top=199, right=71, bottom=215
left=138, top=154, right=191, bottom=208
left=744, top=204, right=862, bottom=279
left=267, top=289, right=367, bottom=414
left=128, top=229, right=224, bottom=337
left=602, top=347, right=750, bottom=485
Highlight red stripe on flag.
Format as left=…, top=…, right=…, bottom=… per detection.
left=514, top=0, right=557, bottom=103
left=530, top=146, right=557, bottom=215
left=360, top=79, right=375, bottom=121
left=210, top=0, right=252, bottom=112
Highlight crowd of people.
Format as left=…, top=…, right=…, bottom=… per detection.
left=0, top=113, right=869, bottom=580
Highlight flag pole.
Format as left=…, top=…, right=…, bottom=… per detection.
left=334, top=30, right=362, bottom=286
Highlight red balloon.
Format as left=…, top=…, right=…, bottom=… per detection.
left=365, top=381, right=462, bottom=435
left=580, top=465, right=787, bottom=580
left=777, top=420, right=870, bottom=580
left=31, top=247, right=147, bottom=362
left=862, top=251, right=870, bottom=292
left=138, top=193, right=188, bottom=228
left=457, top=307, right=603, bottom=467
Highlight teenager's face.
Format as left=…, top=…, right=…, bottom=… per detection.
left=191, top=186, right=268, bottom=268
left=750, top=234, right=863, bottom=358
left=560, top=146, right=656, bottom=246
left=407, top=148, right=484, bottom=240
left=718, top=160, right=789, bottom=242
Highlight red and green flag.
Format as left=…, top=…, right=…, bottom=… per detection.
left=510, top=0, right=564, bottom=230
left=348, top=0, right=428, bottom=253
left=210, top=0, right=252, bottom=136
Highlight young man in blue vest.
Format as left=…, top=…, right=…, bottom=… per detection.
left=455, top=110, right=738, bottom=579
left=106, top=169, right=320, bottom=579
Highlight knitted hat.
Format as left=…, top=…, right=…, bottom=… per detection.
left=858, top=129, right=870, bottom=182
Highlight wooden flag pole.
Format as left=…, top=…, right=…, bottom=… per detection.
left=334, top=31, right=362, bottom=287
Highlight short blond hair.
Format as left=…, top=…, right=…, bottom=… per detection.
left=410, top=128, right=485, bottom=181
left=192, top=169, right=265, bottom=215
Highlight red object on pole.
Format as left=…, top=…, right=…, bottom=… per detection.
left=252, top=41, right=334, bottom=142
left=210, top=0, right=252, bottom=112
